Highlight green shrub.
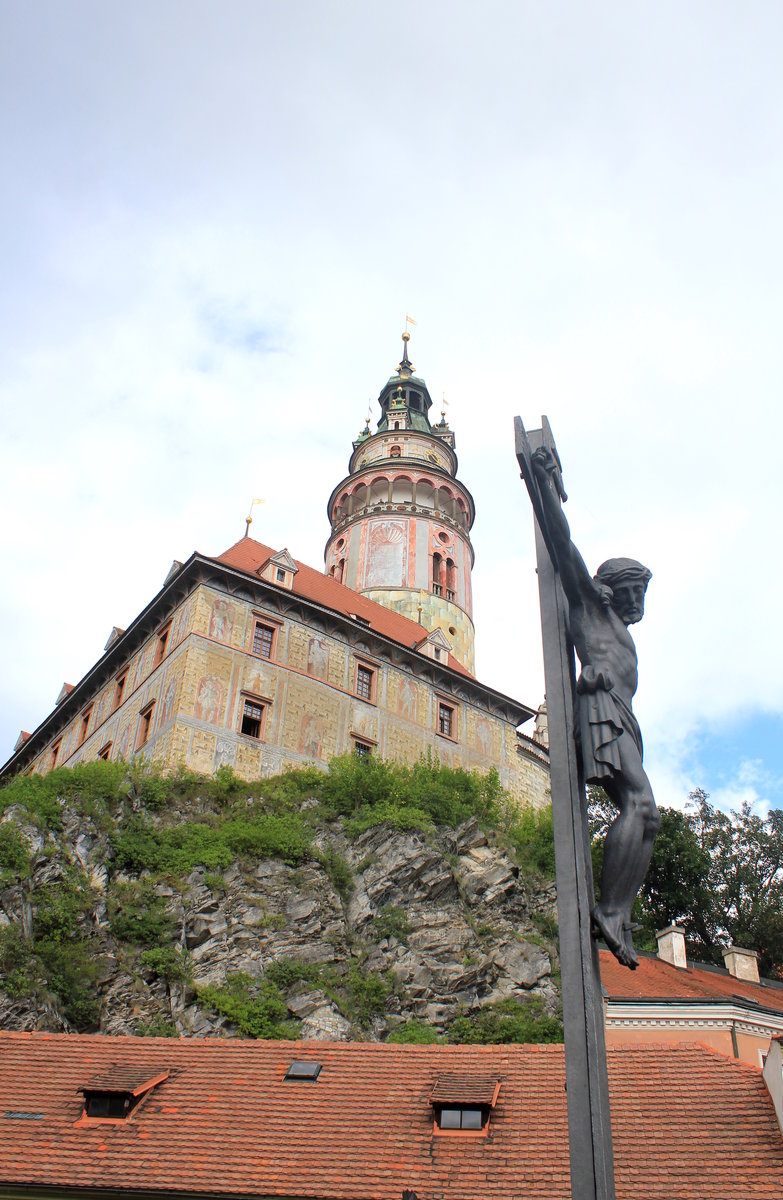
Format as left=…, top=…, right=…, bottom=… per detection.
left=207, top=765, right=246, bottom=806
left=0, top=773, right=63, bottom=831
left=344, top=801, right=432, bottom=840
left=531, top=911, right=559, bottom=942
left=32, top=874, right=93, bottom=942
left=108, top=880, right=173, bottom=946
left=321, top=754, right=396, bottom=816
left=265, top=958, right=323, bottom=991
left=222, top=812, right=310, bottom=865
left=317, top=848, right=354, bottom=899
left=372, top=905, right=411, bottom=943
left=139, top=945, right=192, bottom=983
left=111, top=809, right=311, bottom=876
left=0, top=927, right=38, bottom=998
left=135, top=1018, right=178, bottom=1037
left=388, top=1019, right=443, bottom=1044
left=343, top=963, right=392, bottom=1023
left=35, top=938, right=102, bottom=1028
left=448, top=995, right=563, bottom=1045
left=197, top=972, right=296, bottom=1039
left=0, top=823, right=31, bottom=880
left=507, top=804, right=556, bottom=878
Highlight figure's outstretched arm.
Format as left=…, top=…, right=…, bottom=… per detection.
left=531, top=446, right=596, bottom=606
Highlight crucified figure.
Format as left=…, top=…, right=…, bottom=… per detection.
left=531, top=445, right=659, bottom=969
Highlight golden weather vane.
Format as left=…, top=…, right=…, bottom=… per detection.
left=405, top=313, right=417, bottom=334
left=244, top=497, right=265, bottom=537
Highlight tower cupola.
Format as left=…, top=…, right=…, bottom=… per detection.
left=325, top=332, right=477, bottom=672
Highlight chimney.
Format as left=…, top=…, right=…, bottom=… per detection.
left=722, top=945, right=760, bottom=983
left=762, top=1036, right=783, bottom=1134
left=656, top=925, right=687, bottom=969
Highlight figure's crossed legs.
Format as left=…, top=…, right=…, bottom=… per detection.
left=590, top=751, right=660, bottom=969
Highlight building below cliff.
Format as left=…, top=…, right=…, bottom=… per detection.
left=0, top=1032, right=781, bottom=1199
left=2, top=334, right=548, bottom=807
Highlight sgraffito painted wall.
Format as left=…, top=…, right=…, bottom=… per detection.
left=28, top=583, right=548, bottom=810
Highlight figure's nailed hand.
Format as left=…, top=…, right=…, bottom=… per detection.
left=531, top=445, right=568, bottom=501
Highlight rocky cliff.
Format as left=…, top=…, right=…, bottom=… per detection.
left=0, top=758, right=560, bottom=1043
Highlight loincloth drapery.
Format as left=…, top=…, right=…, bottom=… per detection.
left=576, top=665, right=642, bottom=783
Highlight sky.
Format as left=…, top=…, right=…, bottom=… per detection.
left=2, top=1, right=782, bottom=817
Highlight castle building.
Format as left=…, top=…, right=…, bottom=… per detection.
left=2, top=337, right=549, bottom=808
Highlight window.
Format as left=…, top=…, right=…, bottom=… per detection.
left=50, top=739, right=62, bottom=769
left=153, top=623, right=171, bottom=667
left=78, top=1069, right=169, bottom=1121
left=113, top=672, right=127, bottom=711
left=252, top=620, right=275, bottom=659
left=78, top=706, right=93, bottom=747
left=240, top=698, right=265, bottom=740
left=276, top=566, right=286, bottom=583
left=430, top=1074, right=499, bottom=1135
left=437, top=1106, right=486, bottom=1131
left=83, top=1091, right=137, bottom=1120
left=353, top=739, right=373, bottom=759
left=284, top=1060, right=322, bottom=1081
left=355, top=663, right=374, bottom=702
left=438, top=702, right=455, bottom=739
left=98, top=742, right=112, bottom=761
left=136, top=702, right=155, bottom=750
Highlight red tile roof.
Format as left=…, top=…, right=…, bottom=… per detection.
left=601, top=949, right=783, bottom=1011
left=0, top=1033, right=780, bottom=1198
left=214, top=536, right=474, bottom=678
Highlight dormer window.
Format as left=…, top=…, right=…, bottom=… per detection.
left=78, top=1068, right=169, bottom=1122
left=437, top=1106, right=486, bottom=1130
left=430, top=1074, right=500, bottom=1136
left=258, top=549, right=298, bottom=591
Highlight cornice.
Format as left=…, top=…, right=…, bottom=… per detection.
left=606, top=999, right=783, bottom=1036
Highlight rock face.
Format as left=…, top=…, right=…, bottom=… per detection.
left=0, top=799, right=559, bottom=1042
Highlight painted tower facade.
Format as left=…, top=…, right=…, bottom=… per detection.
left=325, top=335, right=476, bottom=673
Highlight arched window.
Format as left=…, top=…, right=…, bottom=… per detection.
left=369, top=477, right=390, bottom=506
left=392, top=476, right=413, bottom=505
left=446, top=558, right=457, bottom=602
left=432, top=552, right=444, bottom=596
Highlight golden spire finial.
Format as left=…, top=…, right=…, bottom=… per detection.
left=244, top=497, right=265, bottom=537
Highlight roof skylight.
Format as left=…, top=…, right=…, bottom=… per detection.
left=284, top=1060, right=322, bottom=1081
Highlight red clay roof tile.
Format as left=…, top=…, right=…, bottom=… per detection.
left=0, top=1033, right=780, bottom=1198
left=213, top=536, right=474, bottom=677
left=601, top=949, right=783, bottom=1011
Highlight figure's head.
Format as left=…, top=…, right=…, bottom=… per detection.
left=595, top=558, right=652, bottom=625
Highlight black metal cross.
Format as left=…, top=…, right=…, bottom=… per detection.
left=515, top=415, right=616, bottom=1200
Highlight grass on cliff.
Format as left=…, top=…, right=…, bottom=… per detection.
left=0, top=756, right=558, bottom=1035
left=1, top=755, right=553, bottom=876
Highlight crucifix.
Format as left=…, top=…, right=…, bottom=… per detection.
left=515, top=415, right=659, bottom=1200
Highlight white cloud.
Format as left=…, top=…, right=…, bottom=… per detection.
left=2, top=3, right=783, bottom=813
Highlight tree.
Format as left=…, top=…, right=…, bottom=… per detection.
left=589, top=787, right=783, bottom=978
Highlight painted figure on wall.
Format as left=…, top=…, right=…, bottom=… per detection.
left=194, top=675, right=224, bottom=725
left=307, top=636, right=329, bottom=680
left=209, top=598, right=232, bottom=644
left=159, top=677, right=177, bottom=727
left=475, top=717, right=492, bottom=756
left=398, top=677, right=417, bottom=720
left=299, top=713, right=325, bottom=760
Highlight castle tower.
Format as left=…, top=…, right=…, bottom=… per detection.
left=325, top=333, right=476, bottom=672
